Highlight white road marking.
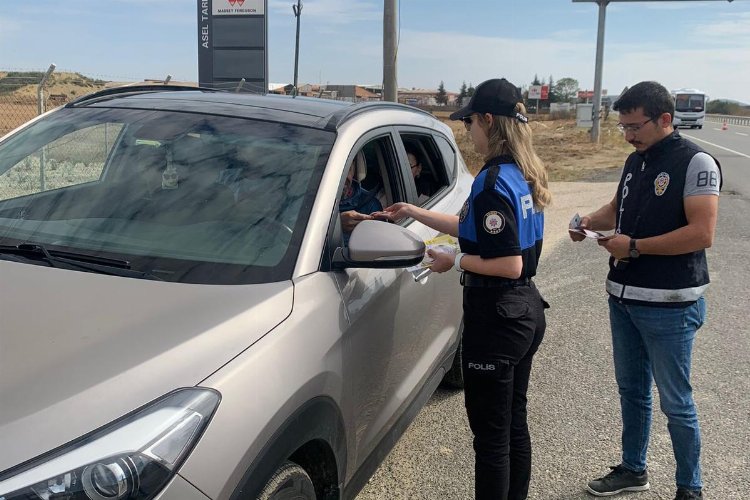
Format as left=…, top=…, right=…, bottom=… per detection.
left=736, top=132, right=749, bottom=137
left=682, top=133, right=750, bottom=160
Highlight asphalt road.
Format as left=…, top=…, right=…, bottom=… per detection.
left=683, top=121, right=750, bottom=194
left=356, top=131, right=750, bottom=499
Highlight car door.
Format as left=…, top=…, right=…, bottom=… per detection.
left=333, top=128, right=463, bottom=472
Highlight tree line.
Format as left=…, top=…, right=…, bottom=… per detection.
left=433, top=75, right=581, bottom=106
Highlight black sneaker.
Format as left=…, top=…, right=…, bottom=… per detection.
left=675, top=488, right=702, bottom=499
left=587, top=464, right=650, bottom=496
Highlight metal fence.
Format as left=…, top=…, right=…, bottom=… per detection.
left=1, top=65, right=62, bottom=137
left=706, top=113, right=750, bottom=127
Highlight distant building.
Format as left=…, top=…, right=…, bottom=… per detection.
left=324, top=85, right=379, bottom=102
left=398, top=88, right=459, bottom=107
left=268, top=83, right=456, bottom=105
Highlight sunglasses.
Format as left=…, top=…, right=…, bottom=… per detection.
left=461, top=116, right=474, bottom=130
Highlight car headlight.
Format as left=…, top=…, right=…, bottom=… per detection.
left=0, top=388, right=220, bottom=500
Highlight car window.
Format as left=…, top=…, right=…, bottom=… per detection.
left=338, top=135, right=405, bottom=214
left=335, top=133, right=410, bottom=245
left=0, top=107, right=335, bottom=284
left=0, top=122, right=123, bottom=201
left=398, top=132, right=451, bottom=206
left=433, top=135, right=457, bottom=182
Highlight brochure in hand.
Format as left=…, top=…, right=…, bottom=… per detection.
left=568, top=212, right=613, bottom=240
left=406, top=234, right=459, bottom=272
left=568, top=227, right=612, bottom=240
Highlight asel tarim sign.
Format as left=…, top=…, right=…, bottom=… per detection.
left=198, top=0, right=268, bottom=93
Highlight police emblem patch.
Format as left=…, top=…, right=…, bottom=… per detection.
left=483, top=211, right=505, bottom=234
left=459, top=199, right=470, bottom=223
left=654, top=172, right=670, bottom=196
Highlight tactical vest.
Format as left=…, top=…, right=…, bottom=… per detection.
left=607, top=132, right=721, bottom=307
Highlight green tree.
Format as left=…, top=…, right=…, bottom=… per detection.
left=458, top=81, right=468, bottom=106
left=548, top=74, right=559, bottom=102
left=467, top=82, right=475, bottom=97
left=553, top=77, right=579, bottom=101
left=436, top=81, right=448, bottom=105
left=707, top=100, right=739, bottom=115
left=531, top=74, right=542, bottom=86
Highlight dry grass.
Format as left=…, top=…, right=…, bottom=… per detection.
left=434, top=111, right=632, bottom=182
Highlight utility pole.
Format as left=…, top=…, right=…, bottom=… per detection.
left=292, top=0, right=303, bottom=97
left=591, top=0, right=607, bottom=144
left=383, top=0, right=398, bottom=102
left=573, top=0, right=737, bottom=143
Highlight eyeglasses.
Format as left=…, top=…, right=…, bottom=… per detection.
left=617, top=119, right=653, bottom=134
left=462, top=116, right=474, bottom=130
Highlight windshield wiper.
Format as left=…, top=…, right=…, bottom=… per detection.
left=0, top=243, right=164, bottom=281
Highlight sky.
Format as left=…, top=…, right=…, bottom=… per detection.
left=1, top=0, right=749, bottom=102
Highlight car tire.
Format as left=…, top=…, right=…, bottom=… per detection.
left=698, top=125, right=703, bottom=129
left=441, top=337, right=464, bottom=390
left=257, top=461, right=317, bottom=500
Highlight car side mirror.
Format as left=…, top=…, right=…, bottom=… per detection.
left=332, top=220, right=425, bottom=269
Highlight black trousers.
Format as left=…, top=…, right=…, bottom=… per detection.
left=462, top=283, right=548, bottom=500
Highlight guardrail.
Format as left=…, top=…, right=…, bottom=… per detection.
left=706, top=114, right=750, bottom=126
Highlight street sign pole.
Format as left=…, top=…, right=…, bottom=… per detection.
left=573, top=0, right=736, bottom=143
left=591, top=0, right=607, bottom=143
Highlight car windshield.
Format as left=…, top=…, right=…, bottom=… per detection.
left=0, top=106, right=334, bottom=284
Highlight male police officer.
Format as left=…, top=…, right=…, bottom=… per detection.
left=571, top=81, right=720, bottom=500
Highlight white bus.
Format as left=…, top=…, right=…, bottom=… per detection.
left=671, top=88, right=707, bottom=129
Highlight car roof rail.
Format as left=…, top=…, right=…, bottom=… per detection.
left=322, top=101, right=436, bottom=130
left=66, top=84, right=220, bottom=107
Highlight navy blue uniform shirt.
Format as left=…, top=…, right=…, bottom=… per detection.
left=458, top=155, right=544, bottom=278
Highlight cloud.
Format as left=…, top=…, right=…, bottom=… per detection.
left=0, top=16, right=22, bottom=38
left=314, top=28, right=749, bottom=102
left=642, top=3, right=714, bottom=11
left=696, top=11, right=750, bottom=43
left=110, top=0, right=192, bottom=3
left=548, top=29, right=589, bottom=40
left=603, top=43, right=750, bottom=101
left=270, top=0, right=381, bottom=24
left=392, top=30, right=593, bottom=90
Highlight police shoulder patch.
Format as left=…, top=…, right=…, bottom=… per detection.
left=483, top=211, right=505, bottom=234
left=459, top=199, right=470, bottom=223
left=654, top=172, right=670, bottom=196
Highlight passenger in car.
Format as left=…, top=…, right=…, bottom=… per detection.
left=406, top=146, right=435, bottom=202
left=339, top=151, right=382, bottom=239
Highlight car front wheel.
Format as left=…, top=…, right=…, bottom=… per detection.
left=257, top=461, right=316, bottom=500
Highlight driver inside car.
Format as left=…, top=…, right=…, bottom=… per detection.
left=339, top=151, right=382, bottom=240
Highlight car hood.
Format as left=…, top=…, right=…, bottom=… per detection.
left=0, top=260, right=293, bottom=473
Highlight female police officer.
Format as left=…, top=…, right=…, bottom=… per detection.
left=381, top=78, right=551, bottom=500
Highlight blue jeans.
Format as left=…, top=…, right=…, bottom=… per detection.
left=608, top=296, right=706, bottom=491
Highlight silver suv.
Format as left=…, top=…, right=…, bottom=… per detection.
left=0, top=86, right=473, bottom=500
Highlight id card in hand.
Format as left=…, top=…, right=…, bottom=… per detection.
left=569, top=213, right=582, bottom=229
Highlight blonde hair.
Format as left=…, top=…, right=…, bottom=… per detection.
left=477, top=103, right=552, bottom=209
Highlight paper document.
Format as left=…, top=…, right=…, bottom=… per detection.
left=568, top=228, right=613, bottom=240
left=406, top=234, right=460, bottom=272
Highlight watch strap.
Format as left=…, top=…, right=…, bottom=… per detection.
left=629, top=238, right=639, bottom=258
left=454, top=252, right=465, bottom=272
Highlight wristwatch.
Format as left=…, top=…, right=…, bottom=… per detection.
left=629, top=238, right=640, bottom=259
left=454, top=252, right=466, bottom=272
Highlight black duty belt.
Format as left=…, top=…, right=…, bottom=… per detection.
left=460, top=273, right=532, bottom=288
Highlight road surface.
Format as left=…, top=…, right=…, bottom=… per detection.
left=356, top=128, right=750, bottom=500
